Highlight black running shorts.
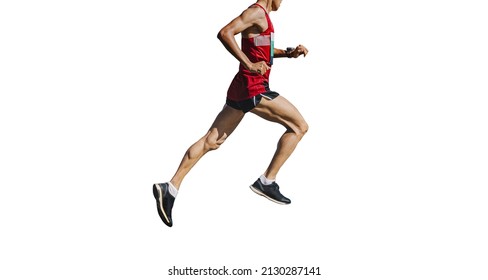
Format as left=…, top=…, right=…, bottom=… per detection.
left=226, top=91, right=280, bottom=113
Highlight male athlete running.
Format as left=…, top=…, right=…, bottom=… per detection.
left=154, top=0, right=309, bottom=227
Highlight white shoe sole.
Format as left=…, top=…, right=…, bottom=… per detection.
left=249, top=185, right=290, bottom=205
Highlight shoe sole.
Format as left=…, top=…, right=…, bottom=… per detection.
left=153, top=184, right=172, bottom=227
left=249, top=185, right=290, bottom=205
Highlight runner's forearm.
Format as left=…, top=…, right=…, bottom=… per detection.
left=217, top=30, right=253, bottom=69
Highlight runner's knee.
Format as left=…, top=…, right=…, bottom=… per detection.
left=294, top=120, right=309, bottom=139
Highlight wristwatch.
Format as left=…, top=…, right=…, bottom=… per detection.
left=285, top=47, right=295, bottom=58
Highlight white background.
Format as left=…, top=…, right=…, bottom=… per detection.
left=1, top=0, right=487, bottom=279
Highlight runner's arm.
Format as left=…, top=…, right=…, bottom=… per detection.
left=217, top=8, right=269, bottom=73
left=274, top=45, right=309, bottom=58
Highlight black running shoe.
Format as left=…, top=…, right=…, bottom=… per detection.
left=153, top=183, right=175, bottom=227
left=250, top=179, right=291, bottom=205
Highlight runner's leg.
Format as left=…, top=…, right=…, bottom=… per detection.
left=251, top=95, right=308, bottom=180
left=169, top=105, right=245, bottom=189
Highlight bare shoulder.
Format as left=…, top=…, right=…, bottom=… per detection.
left=239, top=5, right=268, bottom=37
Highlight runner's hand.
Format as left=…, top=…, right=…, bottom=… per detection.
left=249, top=61, right=270, bottom=76
left=290, top=44, right=308, bottom=58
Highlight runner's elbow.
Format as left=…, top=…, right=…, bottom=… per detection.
left=217, top=28, right=231, bottom=42
left=217, top=29, right=224, bottom=41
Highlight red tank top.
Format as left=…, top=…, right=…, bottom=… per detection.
left=227, top=3, right=275, bottom=101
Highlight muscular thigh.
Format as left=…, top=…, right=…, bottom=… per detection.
left=250, top=95, right=307, bottom=131
left=206, top=104, right=245, bottom=142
